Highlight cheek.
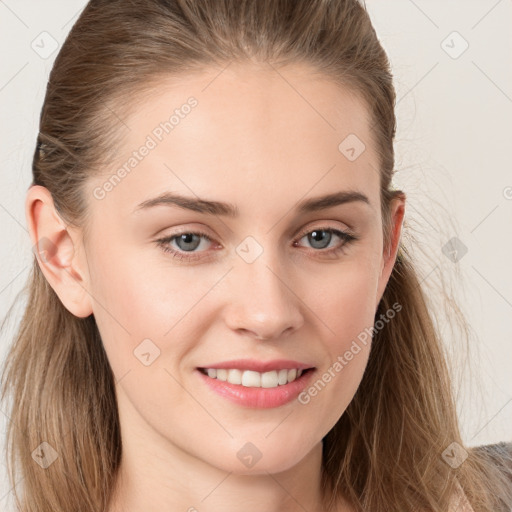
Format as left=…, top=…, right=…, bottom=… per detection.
left=87, top=244, right=221, bottom=378
left=310, top=252, right=381, bottom=341
left=295, top=258, right=380, bottom=424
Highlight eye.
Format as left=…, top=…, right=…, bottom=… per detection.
left=293, top=226, right=357, bottom=255
left=156, top=230, right=216, bottom=261
left=155, top=225, right=357, bottom=262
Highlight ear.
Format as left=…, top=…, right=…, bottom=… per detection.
left=375, top=192, right=406, bottom=310
left=25, top=185, right=93, bottom=318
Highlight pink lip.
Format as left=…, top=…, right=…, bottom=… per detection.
left=196, top=367, right=316, bottom=409
left=197, top=358, right=315, bottom=372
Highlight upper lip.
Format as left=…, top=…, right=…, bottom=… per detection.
left=197, top=359, right=315, bottom=372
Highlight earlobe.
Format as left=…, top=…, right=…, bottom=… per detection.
left=26, top=185, right=93, bottom=318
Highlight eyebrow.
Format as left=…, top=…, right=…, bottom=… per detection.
left=133, top=190, right=370, bottom=217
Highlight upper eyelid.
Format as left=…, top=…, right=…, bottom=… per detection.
left=295, top=224, right=354, bottom=238
left=165, top=218, right=353, bottom=238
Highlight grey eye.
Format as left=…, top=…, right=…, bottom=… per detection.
left=174, top=233, right=202, bottom=251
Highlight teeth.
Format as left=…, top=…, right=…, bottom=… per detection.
left=278, top=369, right=288, bottom=385
left=228, top=369, right=243, bottom=385
left=202, top=368, right=306, bottom=388
left=242, top=370, right=261, bottom=387
left=216, top=369, right=228, bottom=381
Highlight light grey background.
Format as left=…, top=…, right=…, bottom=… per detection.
left=0, top=0, right=511, bottom=508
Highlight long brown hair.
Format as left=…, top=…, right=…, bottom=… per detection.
left=1, top=1, right=511, bottom=511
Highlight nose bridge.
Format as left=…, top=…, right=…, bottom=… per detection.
left=224, top=242, right=304, bottom=340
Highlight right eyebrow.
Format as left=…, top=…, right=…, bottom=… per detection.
left=133, top=191, right=239, bottom=217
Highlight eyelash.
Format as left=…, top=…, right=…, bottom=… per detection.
left=155, top=226, right=358, bottom=262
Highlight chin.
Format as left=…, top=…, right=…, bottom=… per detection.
left=203, top=438, right=317, bottom=476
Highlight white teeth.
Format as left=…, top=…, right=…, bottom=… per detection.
left=242, top=370, right=261, bottom=387
left=228, top=369, right=243, bottom=385
left=202, top=368, right=306, bottom=388
left=216, top=369, right=228, bottom=381
left=261, top=371, right=278, bottom=388
left=278, top=369, right=288, bottom=385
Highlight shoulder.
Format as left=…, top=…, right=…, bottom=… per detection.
left=451, top=441, right=512, bottom=512
left=470, top=440, right=512, bottom=460
left=470, top=441, right=512, bottom=483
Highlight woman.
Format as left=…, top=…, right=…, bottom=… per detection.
left=1, top=1, right=511, bottom=511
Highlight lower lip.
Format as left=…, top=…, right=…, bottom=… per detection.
left=196, top=368, right=316, bottom=409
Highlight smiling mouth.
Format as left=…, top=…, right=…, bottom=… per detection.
left=197, top=367, right=315, bottom=388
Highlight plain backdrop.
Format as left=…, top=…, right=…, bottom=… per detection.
left=0, top=0, right=511, bottom=508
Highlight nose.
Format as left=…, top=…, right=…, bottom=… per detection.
left=223, top=255, right=305, bottom=341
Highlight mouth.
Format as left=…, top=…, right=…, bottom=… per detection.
left=195, top=366, right=316, bottom=409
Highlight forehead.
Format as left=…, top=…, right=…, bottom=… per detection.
left=88, top=62, right=381, bottom=220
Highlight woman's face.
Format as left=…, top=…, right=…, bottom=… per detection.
left=78, top=62, right=403, bottom=474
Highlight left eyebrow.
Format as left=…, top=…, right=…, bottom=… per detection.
left=295, top=190, right=371, bottom=213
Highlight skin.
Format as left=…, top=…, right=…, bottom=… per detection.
left=26, top=62, right=405, bottom=512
